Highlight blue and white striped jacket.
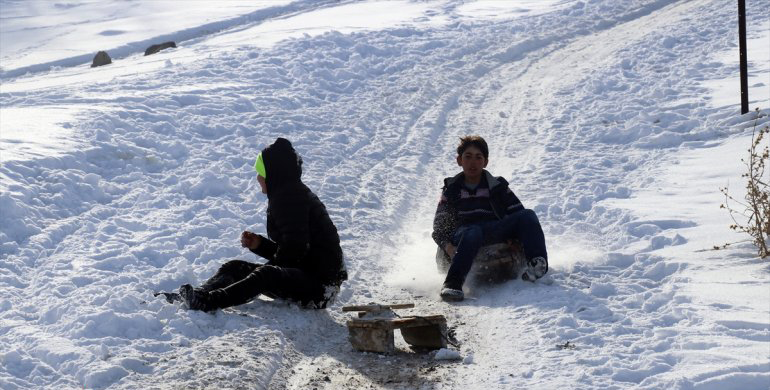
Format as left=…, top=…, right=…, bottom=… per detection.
left=431, top=170, right=524, bottom=248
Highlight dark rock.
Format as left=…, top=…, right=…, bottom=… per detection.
left=144, top=41, right=177, bottom=56
left=91, top=51, right=112, bottom=67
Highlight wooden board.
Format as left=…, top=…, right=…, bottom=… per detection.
left=347, top=315, right=446, bottom=329
left=341, top=303, right=415, bottom=312
left=346, top=315, right=447, bottom=353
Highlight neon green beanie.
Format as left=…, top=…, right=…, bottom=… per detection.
left=254, top=152, right=266, bottom=178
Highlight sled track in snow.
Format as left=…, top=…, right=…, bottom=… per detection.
left=286, top=0, right=768, bottom=389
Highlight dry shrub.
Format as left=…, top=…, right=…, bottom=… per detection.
left=720, top=108, right=770, bottom=258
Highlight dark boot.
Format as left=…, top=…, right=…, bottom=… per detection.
left=179, top=284, right=219, bottom=312
left=153, top=291, right=182, bottom=304
left=440, top=278, right=464, bottom=302
left=521, top=256, right=548, bottom=282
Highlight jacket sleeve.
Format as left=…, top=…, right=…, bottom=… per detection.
left=250, top=234, right=277, bottom=262
left=501, top=180, right=525, bottom=215
left=267, top=194, right=311, bottom=268
left=431, top=187, right=457, bottom=250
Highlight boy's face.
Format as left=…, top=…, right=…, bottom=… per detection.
left=456, top=145, right=488, bottom=180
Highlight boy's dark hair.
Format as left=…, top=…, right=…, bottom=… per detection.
left=457, top=135, right=489, bottom=159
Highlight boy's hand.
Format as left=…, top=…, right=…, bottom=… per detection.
left=444, top=243, right=457, bottom=258
left=241, top=231, right=261, bottom=250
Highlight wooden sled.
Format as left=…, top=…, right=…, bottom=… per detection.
left=436, top=242, right=526, bottom=283
left=343, top=303, right=447, bottom=354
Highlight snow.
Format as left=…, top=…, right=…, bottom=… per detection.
left=434, top=348, right=462, bottom=361
left=0, top=106, right=90, bottom=161
left=704, top=27, right=770, bottom=109
left=203, top=0, right=449, bottom=49
left=1, top=0, right=769, bottom=389
left=455, top=0, right=572, bottom=20
left=0, top=0, right=294, bottom=76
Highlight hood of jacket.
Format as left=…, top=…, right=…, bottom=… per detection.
left=261, top=137, right=303, bottom=196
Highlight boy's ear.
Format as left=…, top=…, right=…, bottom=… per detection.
left=456, top=155, right=463, bottom=166
left=483, top=158, right=489, bottom=168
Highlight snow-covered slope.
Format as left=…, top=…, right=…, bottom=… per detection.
left=1, top=0, right=768, bottom=389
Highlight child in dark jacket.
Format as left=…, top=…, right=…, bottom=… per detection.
left=178, top=138, right=347, bottom=311
left=432, top=136, right=547, bottom=301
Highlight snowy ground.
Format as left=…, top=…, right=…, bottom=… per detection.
left=1, top=0, right=769, bottom=389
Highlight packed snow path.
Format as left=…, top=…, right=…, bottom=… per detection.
left=1, top=0, right=768, bottom=389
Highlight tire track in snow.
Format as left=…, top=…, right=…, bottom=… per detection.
left=290, top=0, right=727, bottom=388
left=381, top=1, right=755, bottom=388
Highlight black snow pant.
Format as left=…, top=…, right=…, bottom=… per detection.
left=199, top=260, right=332, bottom=310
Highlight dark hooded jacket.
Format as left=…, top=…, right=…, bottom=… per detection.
left=432, top=170, right=524, bottom=249
left=250, top=138, right=347, bottom=285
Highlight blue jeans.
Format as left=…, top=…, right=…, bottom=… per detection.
left=445, top=209, right=547, bottom=285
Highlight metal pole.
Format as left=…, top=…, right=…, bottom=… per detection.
left=738, top=0, right=749, bottom=114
